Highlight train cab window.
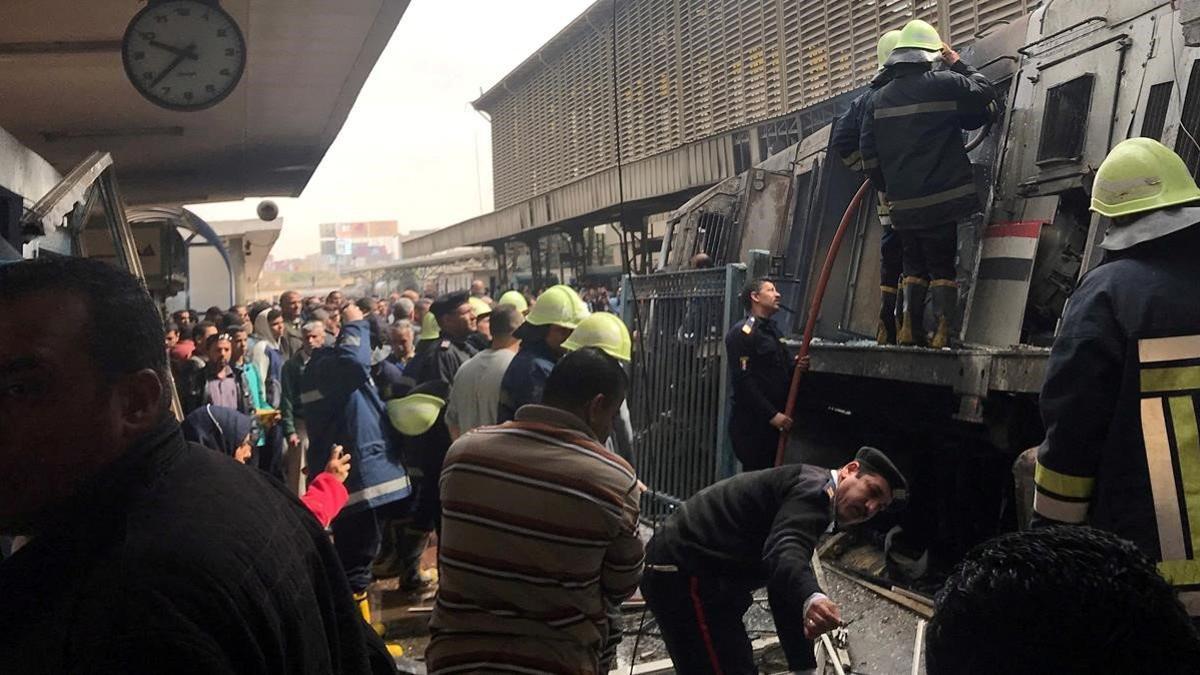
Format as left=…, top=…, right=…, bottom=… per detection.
left=1037, top=74, right=1094, bottom=165
left=1141, top=82, right=1173, bottom=141
left=1174, top=60, right=1200, bottom=179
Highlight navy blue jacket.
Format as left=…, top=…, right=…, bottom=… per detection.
left=860, top=60, right=995, bottom=229
left=302, top=320, right=411, bottom=514
left=1036, top=221, right=1200, bottom=609
left=497, top=339, right=560, bottom=423
left=725, top=315, right=791, bottom=426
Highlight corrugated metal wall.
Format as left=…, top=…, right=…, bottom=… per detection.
left=489, top=0, right=1032, bottom=208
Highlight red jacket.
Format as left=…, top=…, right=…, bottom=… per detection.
left=300, top=473, right=349, bottom=528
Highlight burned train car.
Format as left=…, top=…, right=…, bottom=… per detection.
left=642, top=0, right=1194, bottom=564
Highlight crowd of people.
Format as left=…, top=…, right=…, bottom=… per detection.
left=4, top=250, right=1199, bottom=674
left=2, top=22, right=1200, bottom=666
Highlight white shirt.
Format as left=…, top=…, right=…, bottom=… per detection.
left=445, top=348, right=517, bottom=433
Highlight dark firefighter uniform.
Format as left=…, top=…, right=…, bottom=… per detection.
left=831, top=70, right=902, bottom=344
left=860, top=28, right=996, bottom=348
left=410, top=319, right=476, bottom=527
left=641, top=453, right=907, bottom=674
left=724, top=315, right=791, bottom=471
left=1035, top=137, right=1200, bottom=620
left=497, top=337, right=560, bottom=423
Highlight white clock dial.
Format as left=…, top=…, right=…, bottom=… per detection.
left=121, top=0, right=247, bottom=111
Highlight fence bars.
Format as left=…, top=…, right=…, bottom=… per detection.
left=622, top=264, right=746, bottom=521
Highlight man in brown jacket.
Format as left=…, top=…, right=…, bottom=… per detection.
left=427, top=347, right=644, bottom=674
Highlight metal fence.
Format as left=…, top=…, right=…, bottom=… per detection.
left=622, top=264, right=746, bottom=520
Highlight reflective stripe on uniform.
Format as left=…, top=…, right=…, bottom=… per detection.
left=1141, top=366, right=1200, bottom=394
left=1159, top=559, right=1200, bottom=586
left=1032, top=491, right=1089, bottom=523
left=889, top=183, right=977, bottom=211
left=1033, top=461, right=1095, bottom=500
left=346, top=475, right=411, bottom=508
left=1178, top=591, right=1200, bottom=617
left=300, top=389, right=324, bottom=404
left=1140, top=336, right=1200, bottom=364
left=873, top=100, right=958, bottom=120
left=1141, top=397, right=1189, bottom=561
left=862, top=157, right=879, bottom=170
left=841, top=150, right=863, bottom=171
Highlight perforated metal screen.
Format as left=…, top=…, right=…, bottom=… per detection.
left=487, top=0, right=1032, bottom=208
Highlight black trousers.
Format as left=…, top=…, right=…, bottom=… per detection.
left=899, top=223, right=957, bottom=281
left=331, top=498, right=409, bottom=593
left=730, top=416, right=777, bottom=471
left=641, top=568, right=817, bottom=674
left=880, top=226, right=903, bottom=289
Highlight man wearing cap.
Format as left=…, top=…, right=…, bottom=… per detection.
left=860, top=19, right=997, bottom=348
left=497, top=284, right=589, bottom=423
left=641, top=448, right=907, bottom=675
left=1034, top=138, right=1200, bottom=621
left=414, top=291, right=478, bottom=388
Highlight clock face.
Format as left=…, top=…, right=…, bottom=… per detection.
left=121, top=0, right=247, bottom=111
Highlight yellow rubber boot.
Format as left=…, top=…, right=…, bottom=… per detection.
left=354, top=591, right=387, bottom=637
left=877, top=286, right=898, bottom=345
left=929, top=279, right=958, bottom=350
left=897, top=277, right=928, bottom=346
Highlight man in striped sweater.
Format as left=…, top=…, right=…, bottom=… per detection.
left=427, top=347, right=645, bottom=674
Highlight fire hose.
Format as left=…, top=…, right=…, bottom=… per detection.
left=771, top=121, right=993, bottom=467
left=773, top=180, right=872, bottom=467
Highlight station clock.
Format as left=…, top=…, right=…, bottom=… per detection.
left=121, top=0, right=247, bottom=111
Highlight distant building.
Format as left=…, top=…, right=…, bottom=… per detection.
left=318, top=220, right=401, bottom=268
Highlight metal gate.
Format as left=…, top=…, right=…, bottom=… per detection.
left=622, top=264, right=746, bottom=520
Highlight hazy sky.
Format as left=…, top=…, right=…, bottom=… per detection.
left=189, top=0, right=595, bottom=260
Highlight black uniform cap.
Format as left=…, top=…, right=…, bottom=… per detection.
left=855, top=446, right=908, bottom=503
left=430, top=291, right=470, bottom=319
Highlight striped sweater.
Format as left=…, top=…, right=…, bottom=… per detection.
left=427, top=404, right=645, bottom=675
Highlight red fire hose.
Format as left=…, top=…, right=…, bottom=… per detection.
left=774, top=180, right=873, bottom=467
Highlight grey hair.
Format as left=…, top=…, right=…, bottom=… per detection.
left=302, top=320, right=325, bottom=335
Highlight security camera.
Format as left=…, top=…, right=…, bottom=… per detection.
left=257, top=200, right=279, bottom=222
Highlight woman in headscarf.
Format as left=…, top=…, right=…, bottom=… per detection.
left=182, top=405, right=255, bottom=464
left=182, top=404, right=352, bottom=528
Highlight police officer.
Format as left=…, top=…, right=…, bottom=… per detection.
left=415, top=291, right=478, bottom=387
left=724, top=279, right=794, bottom=471
left=641, top=447, right=907, bottom=675
left=497, top=284, right=589, bottom=423
left=830, top=29, right=903, bottom=344
left=860, top=19, right=997, bottom=348
left=1034, top=138, right=1200, bottom=623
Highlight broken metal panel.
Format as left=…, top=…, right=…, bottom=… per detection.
left=732, top=168, right=793, bottom=266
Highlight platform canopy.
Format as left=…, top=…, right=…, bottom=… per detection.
left=0, top=0, right=410, bottom=206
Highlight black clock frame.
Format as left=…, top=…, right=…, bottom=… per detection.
left=121, top=0, right=247, bottom=112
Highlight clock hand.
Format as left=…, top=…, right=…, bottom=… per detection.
left=149, top=45, right=197, bottom=89
left=148, top=40, right=199, bottom=60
